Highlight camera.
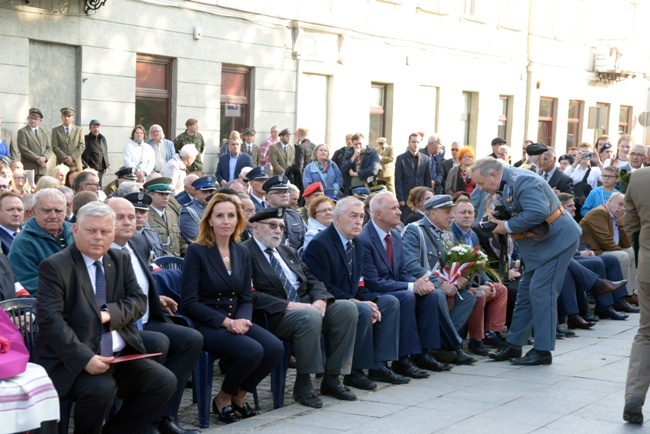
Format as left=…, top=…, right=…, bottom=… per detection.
left=489, top=201, right=510, bottom=221
left=583, top=152, right=592, bottom=159
left=478, top=218, right=497, bottom=232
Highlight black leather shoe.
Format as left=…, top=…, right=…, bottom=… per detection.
left=598, top=306, right=629, bottom=320
left=321, top=381, right=357, bottom=401
left=412, top=354, right=452, bottom=372
left=231, top=402, right=258, bottom=419
left=453, top=348, right=477, bottom=365
left=293, top=390, right=323, bottom=408
left=156, top=417, right=199, bottom=434
left=488, top=343, right=522, bottom=361
left=583, top=313, right=599, bottom=323
left=467, top=338, right=489, bottom=356
left=428, top=348, right=458, bottom=363
left=567, top=315, right=595, bottom=330
left=614, top=302, right=640, bottom=314
left=593, top=279, right=627, bottom=296
left=510, top=349, right=552, bottom=366
left=623, top=395, right=644, bottom=424
left=212, top=402, right=240, bottom=424
left=368, top=366, right=410, bottom=384
left=557, top=326, right=575, bottom=337
left=343, top=370, right=377, bottom=390
left=392, top=358, right=430, bottom=378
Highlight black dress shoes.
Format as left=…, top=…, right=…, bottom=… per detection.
left=623, top=395, right=644, bottom=424
left=597, top=306, right=629, bottom=320
left=614, top=301, right=640, bottom=313
left=231, top=402, right=258, bottom=419
left=212, top=401, right=240, bottom=424
left=583, top=313, right=599, bottom=323
left=487, top=343, right=522, bottom=361
left=467, top=338, right=489, bottom=356
left=343, top=370, right=377, bottom=390
left=567, top=315, right=595, bottom=330
left=510, top=349, right=552, bottom=366
left=411, top=353, right=453, bottom=372
left=156, top=416, right=199, bottom=434
left=392, top=357, right=430, bottom=378
left=593, top=279, right=627, bottom=296
left=557, top=326, right=575, bottom=337
left=321, top=381, right=357, bottom=401
left=428, top=348, right=458, bottom=363
left=293, top=390, right=323, bottom=408
left=453, top=347, right=477, bottom=365
left=368, top=366, right=410, bottom=384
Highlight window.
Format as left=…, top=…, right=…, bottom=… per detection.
left=497, top=95, right=511, bottom=141
left=461, top=91, right=476, bottom=146
left=537, top=97, right=556, bottom=147
left=298, top=74, right=329, bottom=145
left=418, top=86, right=438, bottom=136
left=566, top=100, right=583, bottom=152
left=619, top=105, right=633, bottom=135
left=369, top=83, right=387, bottom=145
left=594, top=102, right=610, bottom=141
left=220, top=65, right=251, bottom=142
left=136, top=55, right=172, bottom=137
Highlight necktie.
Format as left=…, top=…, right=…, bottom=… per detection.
left=12, top=231, right=17, bottom=237
left=261, top=200, right=267, bottom=208
left=265, top=249, right=298, bottom=301
left=544, top=173, right=549, bottom=181
left=122, top=247, right=144, bottom=330
left=345, top=241, right=354, bottom=277
left=65, top=127, right=69, bottom=136
left=94, top=260, right=113, bottom=357
left=384, top=234, right=393, bottom=269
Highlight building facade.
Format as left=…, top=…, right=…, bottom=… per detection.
left=1, top=0, right=648, bottom=179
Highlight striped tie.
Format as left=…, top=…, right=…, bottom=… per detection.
left=345, top=241, right=354, bottom=277
left=265, top=249, right=298, bottom=302
left=94, top=260, right=113, bottom=357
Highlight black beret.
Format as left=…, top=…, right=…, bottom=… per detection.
left=249, top=206, right=286, bottom=223
left=525, top=143, right=548, bottom=156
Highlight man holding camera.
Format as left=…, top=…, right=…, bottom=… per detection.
left=471, top=157, right=581, bottom=365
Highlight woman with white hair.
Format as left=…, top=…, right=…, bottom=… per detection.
left=161, top=144, right=199, bottom=192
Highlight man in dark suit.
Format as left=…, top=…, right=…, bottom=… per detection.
left=83, top=119, right=110, bottom=185
left=303, top=197, right=406, bottom=391
left=35, top=201, right=176, bottom=434
left=51, top=107, right=85, bottom=171
left=340, top=133, right=380, bottom=195
left=244, top=207, right=358, bottom=408
left=247, top=166, right=270, bottom=212
left=17, top=108, right=51, bottom=182
left=420, top=134, right=443, bottom=194
left=359, top=191, right=453, bottom=377
left=0, top=191, right=23, bottom=255
left=107, top=197, right=202, bottom=434
left=216, top=134, right=254, bottom=186
left=441, top=141, right=459, bottom=187
left=539, top=147, right=574, bottom=194
left=295, top=127, right=315, bottom=169
left=395, top=133, right=431, bottom=221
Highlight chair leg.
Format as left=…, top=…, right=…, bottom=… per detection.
left=58, top=401, right=72, bottom=434
left=196, top=351, right=215, bottom=429
left=252, top=388, right=260, bottom=411
left=271, top=342, right=292, bottom=409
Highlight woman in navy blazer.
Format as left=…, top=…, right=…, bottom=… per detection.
left=181, top=193, right=283, bottom=423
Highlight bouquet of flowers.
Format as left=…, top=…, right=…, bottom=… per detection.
left=434, top=243, right=495, bottom=285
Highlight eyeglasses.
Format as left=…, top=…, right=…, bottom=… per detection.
left=269, top=190, right=289, bottom=196
left=315, top=207, right=333, bottom=214
left=258, top=221, right=286, bottom=231
left=629, top=153, right=645, bottom=158
left=85, top=183, right=100, bottom=187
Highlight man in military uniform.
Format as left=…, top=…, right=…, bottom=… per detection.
left=248, top=165, right=270, bottom=211
left=173, top=118, right=205, bottom=174
left=375, top=137, right=395, bottom=194
left=144, top=177, right=187, bottom=257
left=51, top=107, right=85, bottom=171
left=519, top=143, right=547, bottom=174
left=104, top=166, right=139, bottom=197
left=241, top=128, right=260, bottom=165
left=179, top=176, right=217, bottom=244
left=263, top=175, right=307, bottom=249
left=124, top=192, right=165, bottom=260
left=17, top=108, right=51, bottom=183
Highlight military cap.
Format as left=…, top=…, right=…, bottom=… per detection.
left=491, top=137, right=507, bottom=146
left=278, top=128, right=291, bottom=136
left=143, top=177, right=173, bottom=194
left=525, top=143, right=548, bottom=156
left=368, top=179, right=387, bottom=193
left=324, top=188, right=343, bottom=202
left=558, top=154, right=575, bottom=164
left=124, top=192, right=152, bottom=211
left=246, top=166, right=269, bottom=181
left=352, top=187, right=370, bottom=199
left=249, top=206, right=286, bottom=223
left=89, top=119, right=101, bottom=126
left=243, top=128, right=256, bottom=136
left=115, top=166, right=139, bottom=180
left=192, top=176, right=217, bottom=191
left=60, top=107, right=75, bottom=115
left=28, top=108, right=43, bottom=119
left=376, top=137, right=387, bottom=145
left=302, top=182, right=324, bottom=198
left=262, top=175, right=290, bottom=192
left=424, top=194, right=456, bottom=210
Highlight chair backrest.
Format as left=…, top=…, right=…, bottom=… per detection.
left=154, top=256, right=184, bottom=271
left=0, top=297, right=38, bottom=357
left=153, top=269, right=183, bottom=308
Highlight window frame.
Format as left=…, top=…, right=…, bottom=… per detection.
left=220, top=64, right=252, bottom=142
left=135, top=54, right=173, bottom=138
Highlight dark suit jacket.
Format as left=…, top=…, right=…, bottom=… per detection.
left=128, top=233, right=169, bottom=324
left=340, top=147, right=381, bottom=194
left=441, top=158, right=455, bottom=187
left=302, top=224, right=377, bottom=302
left=83, top=133, right=109, bottom=171
left=0, top=228, right=14, bottom=255
left=243, top=238, right=333, bottom=328
left=35, top=244, right=147, bottom=396
left=299, top=139, right=316, bottom=169
left=215, top=152, right=254, bottom=184
left=358, top=223, right=415, bottom=293
left=420, top=149, right=444, bottom=194
left=180, top=242, right=253, bottom=329
left=546, top=168, right=574, bottom=194
left=394, top=151, right=432, bottom=202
